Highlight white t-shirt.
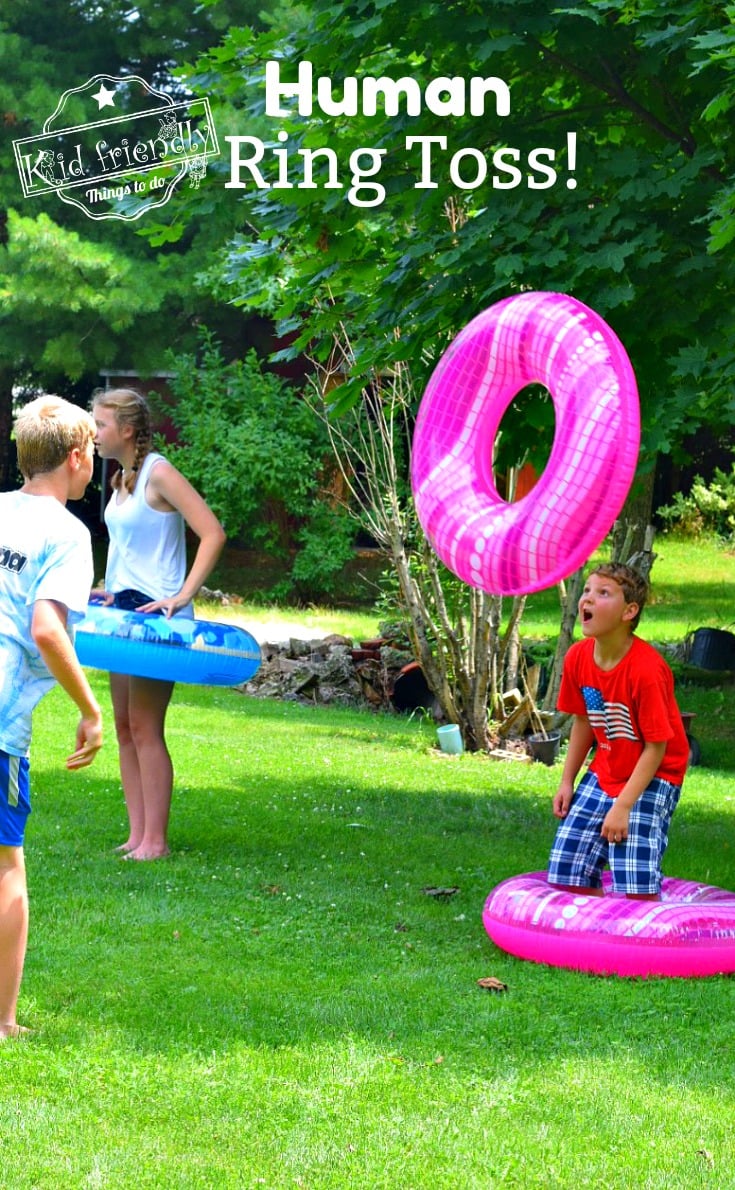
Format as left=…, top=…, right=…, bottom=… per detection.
left=104, top=452, right=188, bottom=606
left=0, top=491, right=93, bottom=756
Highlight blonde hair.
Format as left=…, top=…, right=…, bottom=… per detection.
left=91, top=387, right=152, bottom=493
left=14, top=394, right=96, bottom=479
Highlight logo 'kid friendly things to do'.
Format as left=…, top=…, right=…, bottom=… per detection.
left=13, top=74, right=218, bottom=222
left=13, top=63, right=577, bottom=220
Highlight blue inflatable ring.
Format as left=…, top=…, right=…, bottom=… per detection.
left=75, top=602, right=261, bottom=687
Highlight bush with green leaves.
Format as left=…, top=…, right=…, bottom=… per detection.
left=161, top=332, right=358, bottom=601
left=658, top=460, right=735, bottom=539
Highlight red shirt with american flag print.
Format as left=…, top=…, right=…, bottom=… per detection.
left=558, top=635, right=689, bottom=797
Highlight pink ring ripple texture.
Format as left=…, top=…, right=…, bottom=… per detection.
left=483, top=871, right=735, bottom=978
left=410, top=292, right=640, bottom=595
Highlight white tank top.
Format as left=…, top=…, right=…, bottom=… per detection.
left=104, top=452, right=190, bottom=611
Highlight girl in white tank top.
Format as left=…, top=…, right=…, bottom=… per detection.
left=104, top=451, right=191, bottom=616
left=92, top=388, right=225, bottom=860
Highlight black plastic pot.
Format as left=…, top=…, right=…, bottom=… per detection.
left=689, top=627, right=735, bottom=671
left=528, top=730, right=561, bottom=765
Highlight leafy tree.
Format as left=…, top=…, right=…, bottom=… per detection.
left=164, top=0, right=735, bottom=746
left=679, top=4, right=735, bottom=254
left=0, top=210, right=167, bottom=374
left=0, top=0, right=274, bottom=484
left=193, top=0, right=734, bottom=486
left=161, top=332, right=358, bottom=601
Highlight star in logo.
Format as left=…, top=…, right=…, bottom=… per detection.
left=92, top=83, right=116, bottom=110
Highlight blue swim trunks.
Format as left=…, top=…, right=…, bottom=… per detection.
left=0, top=750, right=31, bottom=847
left=547, top=769, right=681, bottom=895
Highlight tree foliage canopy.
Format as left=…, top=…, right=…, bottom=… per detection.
left=190, top=0, right=734, bottom=467
left=0, top=0, right=278, bottom=482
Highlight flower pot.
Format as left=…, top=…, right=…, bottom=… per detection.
left=527, top=730, right=561, bottom=765
left=689, top=627, right=735, bottom=671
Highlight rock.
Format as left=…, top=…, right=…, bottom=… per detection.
left=238, top=635, right=421, bottom=711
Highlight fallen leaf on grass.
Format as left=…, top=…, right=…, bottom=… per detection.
left=477, top=977, right=509, bottom=993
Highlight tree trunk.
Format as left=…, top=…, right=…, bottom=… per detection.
left=308, top=356, right=534, bottom=754
left=389, top=530, right=497, bottom=752
left=612, top=468, right=656, bottom=558
left=542, top=567, right=585, bottom=713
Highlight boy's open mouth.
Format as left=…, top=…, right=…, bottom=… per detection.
left=582, top=609, right=593, bottom=623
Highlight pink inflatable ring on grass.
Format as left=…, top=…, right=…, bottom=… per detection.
left=410, top=292, right=640, bottom=596
left=483, top=871, right=735, bottom=979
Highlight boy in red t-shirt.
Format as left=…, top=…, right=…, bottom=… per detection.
left=547, top=563, right=689, bottom=900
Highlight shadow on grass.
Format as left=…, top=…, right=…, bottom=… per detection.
left=25, top=739, right=735, bottom=1092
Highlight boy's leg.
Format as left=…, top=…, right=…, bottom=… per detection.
left=547, top=771, right=610, bottom=892
left=608, top=777, right=682, bottom=898
left=0, top=752, right=31, bottom=1036
left=0, top=844, right=29, bottom=1036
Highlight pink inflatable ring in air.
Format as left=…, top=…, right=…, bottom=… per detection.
left=483, top=871, right=735, bottom=979
left=410, top=292, right=640, bottom=596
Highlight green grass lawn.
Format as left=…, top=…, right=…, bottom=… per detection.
left=203, top=533, right=735, bottom=647
left=4, top=534, right=735, bottom=1188
left=522, top=534, right=735, bottom=641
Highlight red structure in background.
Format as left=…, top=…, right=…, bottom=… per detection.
left=512, top=462, right=538, bottom=500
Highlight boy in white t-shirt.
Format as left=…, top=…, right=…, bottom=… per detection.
left=0, top=396, right=103, bottom=1040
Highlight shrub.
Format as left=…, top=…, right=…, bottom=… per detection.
left=161, top=331, right=359, bottom=600
left=658, top=461, right=735, bottom=540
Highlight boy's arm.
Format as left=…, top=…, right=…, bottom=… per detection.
left=31, top=599, right=103, bottom=769
left=553, top=714, right=594, bottom=818
left=599, top=740, right=667, bottom=842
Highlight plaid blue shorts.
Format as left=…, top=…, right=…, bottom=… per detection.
left=0, top=750, right=31, bottom=847
left=547, top=769, right=682, bottom=895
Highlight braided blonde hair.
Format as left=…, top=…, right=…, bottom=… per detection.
left=92, top=387, right=152, bottom=493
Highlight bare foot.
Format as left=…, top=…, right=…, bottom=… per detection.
left=0, top=1023, right=31, bottom=1041
left=123, top=844, right=171, bottom=861
left=114, top=841, right=138, bottom=854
